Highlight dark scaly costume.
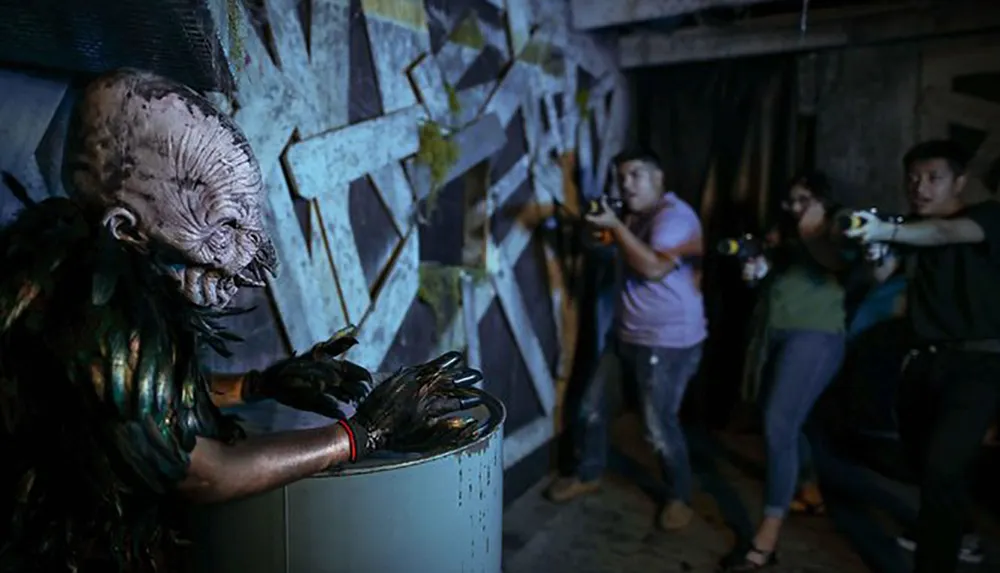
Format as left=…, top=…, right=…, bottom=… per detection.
left=0, top=196, right=246, bottom=572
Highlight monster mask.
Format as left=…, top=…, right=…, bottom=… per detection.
left=65, top=69, right=278, bottom=308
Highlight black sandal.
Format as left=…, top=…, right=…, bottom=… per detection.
left=718, top=545, right=778, bottom=572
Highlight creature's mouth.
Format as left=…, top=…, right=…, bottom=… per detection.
left=169, top=241, right=280, bottom=308
left=233, top=240, right=279, bottom=287
left=172, top=268, right=239, bottom=308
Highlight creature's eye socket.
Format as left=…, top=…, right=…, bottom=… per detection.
left=221, top=219, right=239, bottom=230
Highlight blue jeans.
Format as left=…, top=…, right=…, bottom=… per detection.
left=761, top=328, right=845, bottom=518
left=846, top=275, right=906, bottom=342
left=575, top=338, right=703, bottom=504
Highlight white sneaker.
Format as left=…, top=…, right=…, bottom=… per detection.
left=896, top=532, right=984, bottom=565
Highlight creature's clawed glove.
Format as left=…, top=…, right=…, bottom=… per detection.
left=244, top=326, right=373, bottom=419
left=347, top=351, right=485, bottom=459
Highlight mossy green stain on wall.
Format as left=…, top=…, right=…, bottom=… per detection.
left=575, top=88, right=591, bottom=121
left=226, top=0, right=246, bottom=72
left=520, top=41, right=565, bottom=77
left=417, top=263, right=489, bottom=333
left=445, top=82, right=461, bottom=114
left=416, top=121, right=460, bottom=218
left=449, top=15, right=486, bottom=50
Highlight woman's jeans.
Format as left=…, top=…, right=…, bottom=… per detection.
left=761, top=328, right=846, bottom=518
left=573, top=337, right=703, bottom=504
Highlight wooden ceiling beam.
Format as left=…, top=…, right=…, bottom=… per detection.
left=571, top=0, right=780, bottom=31
left=619, top=2, right=1000, bottom=68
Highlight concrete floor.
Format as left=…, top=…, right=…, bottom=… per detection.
left=501, top=414, right=999, bottom=573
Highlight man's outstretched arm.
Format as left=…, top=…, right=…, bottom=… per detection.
left=849, top=201, right=1000, bottom=250
left=888, top=218, right=987, bottom=247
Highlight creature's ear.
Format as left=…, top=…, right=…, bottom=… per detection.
left=101, top=206, right=148, bottom=248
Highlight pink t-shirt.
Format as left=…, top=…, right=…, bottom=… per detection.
left=616, top=193, right=707, bottom=349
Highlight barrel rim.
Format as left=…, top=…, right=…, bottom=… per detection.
left=313, top=388, right=507, bottom=478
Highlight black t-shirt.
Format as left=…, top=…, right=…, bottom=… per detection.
left=908, top=200, right=1000, bottom=342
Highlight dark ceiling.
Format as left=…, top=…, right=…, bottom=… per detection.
left=627, top=0, right=942, bottom=35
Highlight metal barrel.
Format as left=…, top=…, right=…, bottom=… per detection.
left=185, top=389, right=506, bottom=573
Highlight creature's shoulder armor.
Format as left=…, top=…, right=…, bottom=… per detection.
left=0, top=198, right=242, bottom=494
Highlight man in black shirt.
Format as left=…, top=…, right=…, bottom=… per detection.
left=846, top=139, right=1000, bottom=573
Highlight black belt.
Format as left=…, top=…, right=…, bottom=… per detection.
left=919, top=340, right=1000, bottom=354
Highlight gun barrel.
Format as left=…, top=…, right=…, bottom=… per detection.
left=836, top=213, right=864, bottom=231
left=716, top=239, right=741, bottom=255
left=586, top=198, right=624, bottom=216
left=838, top=210, right=906, bottom=231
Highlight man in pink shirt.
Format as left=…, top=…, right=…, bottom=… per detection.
left=545, top=149, right=707, bottom=531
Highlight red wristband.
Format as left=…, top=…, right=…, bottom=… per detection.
left=337, top=419, right=358, bottom=462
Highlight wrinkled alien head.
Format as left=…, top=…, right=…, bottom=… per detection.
left=66, top=69, right=278, bottom=308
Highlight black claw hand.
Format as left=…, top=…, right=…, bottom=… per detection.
left=311, top=393, right=351, bottom=421
left=389, top=416, right=481, bottom=454
left=452, top=369, right=482, bottom=388
left=456, top=392, right=482, bottom=411
left=425, top=387, right=483, bottom=417
left=309, top=325, right=360, bottom=360
left=425, top=350, right=463, bottom=371
left=247, top=326, right=374, bottom=417
left=351, top=351, right=486, bottom=457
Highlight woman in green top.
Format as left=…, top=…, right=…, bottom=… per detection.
left=723, top=172, right=851, bottom=571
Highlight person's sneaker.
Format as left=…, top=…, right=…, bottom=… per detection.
left=657, top=500, right=694, bottom=531
left=960, top=536, right=986, bottom=565
left=543, top=476, right=600, bottom=503
left=896, top=531, right=984, bottom=565
left=896, top=531, right=916, bottom=552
